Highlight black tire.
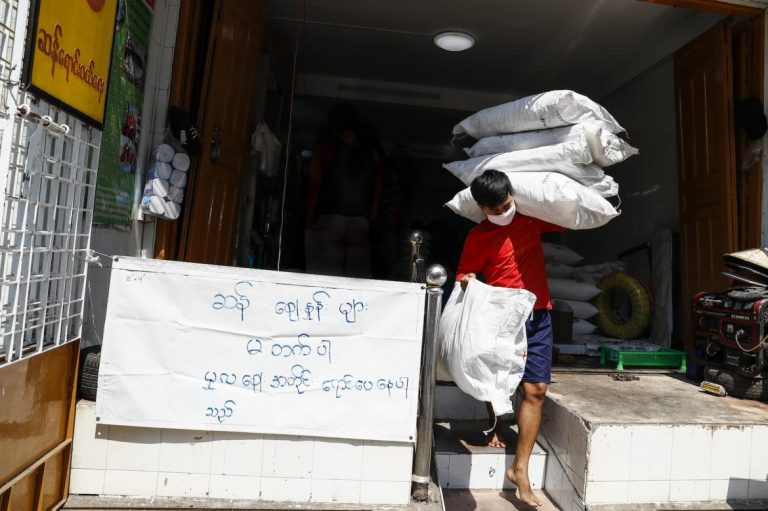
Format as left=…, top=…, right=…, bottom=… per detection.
left=79, top=351, right=101, bottom=401
left=703, top=365, right=768, bottom=401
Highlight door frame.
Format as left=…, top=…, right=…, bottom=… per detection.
left=153, top=1, right=212, bottom=261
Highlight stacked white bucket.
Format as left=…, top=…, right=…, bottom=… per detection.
left=444, top=90, right=637, bottom=230
left=140, top=142, right=190, bottom=220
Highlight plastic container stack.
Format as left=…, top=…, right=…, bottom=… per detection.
left=140, top=137, right=190, bottom=221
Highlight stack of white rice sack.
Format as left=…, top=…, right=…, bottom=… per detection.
left=544, top=242, right=628, bottom=336
left=140, top=142, right=190, bottom=220
left=444, top=90, right=638, bottom=229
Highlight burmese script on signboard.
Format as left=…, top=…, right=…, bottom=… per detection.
left=96, top=258, right=426, bottom=443
left=24, top=0, right=118, bottom=126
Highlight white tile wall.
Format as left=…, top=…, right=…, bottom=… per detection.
left=566, top=413, right=588, bottom=481
left=627, top=480, right=670, bottom=503
left=445, top=453, right=471, bottom=488
left=629, top=426, right=673, bottom=481
left=103, top=470, right=158, bottom=497
left=710, top=478, right=750, bottom=501
left=587, top=426, right=632, bottom=482
left=208, top=474, right=261, bottom=500
left=360, top=441, right=413, bottom=481
left=711, top=427, right=752, bottom=480
left=585, top=481, right=629, bottom=504
left=670, top=425, right=712, bottom=480
left=544, top=452, right=567, bottom=505
left=309, top=479, right=361, bottom=504
left=749, top=479, right=768, bottom=500
left=669, top=480, right=709, bottom=502
left=69, top=468, right=105, bottom=495
left=259, top=477, right=312, bottom=502
left=750, top=425, right=768, bottom=482
left=210, top=431, right=263, bottom=476
left=436, top=454, right=450, bottom=485
left=72, top=408, right=414, bottom=505
left=261, top=436, right=314, bottom=479
left=158, top=429, right=213, bottom=474
left=105, top=426, right=161, bottom=472
left=360, top=481, right=411, bottom=505
left=156, top=472, right=210, bottom=498
left=72, top=403, right=108, bottom=470
left=467, top=453, right=503, bottom=489
left=569, top=493, right=585, bottom=511
left=312, top=438, right=364, bottom=480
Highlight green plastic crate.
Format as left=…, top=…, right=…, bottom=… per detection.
left=599, top=346, right=687, bottom=372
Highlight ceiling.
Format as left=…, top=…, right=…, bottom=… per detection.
left=267, top=0, right=725, bottom=102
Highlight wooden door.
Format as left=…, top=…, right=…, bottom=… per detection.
left=180, top=0, right=266, bottom=265
left=733, top=16, right=764, bottom=250
left=674, top=21, right=738, bottom=353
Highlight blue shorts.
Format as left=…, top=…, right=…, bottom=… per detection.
left=523, top=310, right=554, bottom=384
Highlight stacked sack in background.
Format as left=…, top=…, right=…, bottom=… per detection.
left=444, top=90, right=637, bottom=229
left=543, top=242, right=628, bottom=338
left=140, top=132, right=190, bottom=221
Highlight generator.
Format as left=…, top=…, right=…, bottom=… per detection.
left=693, top=287, right=768, bottom=378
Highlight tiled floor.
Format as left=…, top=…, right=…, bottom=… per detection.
left=443, top=489, right=559, bottom=511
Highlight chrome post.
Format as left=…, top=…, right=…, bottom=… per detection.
left=412, top=264, right=447, bottom=501
left=410, top=230, right=425, bottom=283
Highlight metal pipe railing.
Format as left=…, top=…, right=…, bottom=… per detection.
left=412, top=262, right=446, bottom=501
left=410, top=230, right=426, bottom=284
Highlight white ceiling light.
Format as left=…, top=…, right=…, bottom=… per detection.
left=434, top=31, right=474, bottom=52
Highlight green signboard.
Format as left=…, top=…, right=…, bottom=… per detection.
left=93, top=0, right=153, bottom=226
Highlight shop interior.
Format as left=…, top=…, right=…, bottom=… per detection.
left=160, top=0, right=764, bottom=363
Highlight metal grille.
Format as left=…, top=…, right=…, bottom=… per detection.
left=0, top=0, right=17, bottom=124
left=0, top=95, right=100, bottom=365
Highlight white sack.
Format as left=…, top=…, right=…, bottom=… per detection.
left=453, top=90, right=625, bottom=139
left=543, top=243, right=584, bottom=265
left=546, top=262, right=575, bottom=278
left=444, top=141, right=604, bottom=186
left=438, top=280, right=535, bottom=415
left=553, top=299, right=598, bottom=319
left=548, top=278, right=601, bottom=301
left=573, top=261, right=628, bottom=284
left=572, top=319, right=598, bottom=336
left=590, top=175, right=620, bottom=198
left=466, top=122, right=638, bottom=167
left=446, top=173, right=620, bottom=229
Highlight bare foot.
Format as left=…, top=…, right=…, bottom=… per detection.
left=506, top=466, right=543, bottom=507
left=485, top=429, right=506, bottom=448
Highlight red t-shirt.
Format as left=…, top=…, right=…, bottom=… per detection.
left=456, top=214, right=565, bottom=310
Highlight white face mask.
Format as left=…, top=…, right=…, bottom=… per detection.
left=487, top=201, right=516, bottom=226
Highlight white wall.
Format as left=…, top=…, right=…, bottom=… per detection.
left=570, top=59, right=679, bottom=281
left=82, top=0, right=179, bottom=347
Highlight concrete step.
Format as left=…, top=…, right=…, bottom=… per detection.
left=442, top=489, right=560, bottom=511
left=434, top=420, right=547, bottom=491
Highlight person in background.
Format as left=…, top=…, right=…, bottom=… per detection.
left=456, top=169, right=564, bottom=508
left=305, top=104, right=384, bottom=277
